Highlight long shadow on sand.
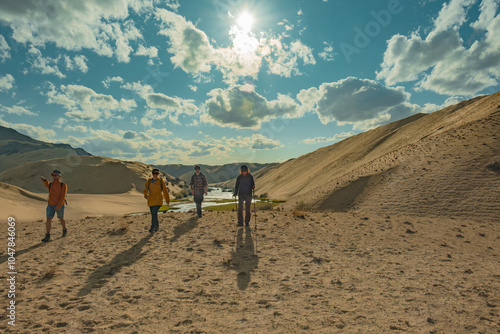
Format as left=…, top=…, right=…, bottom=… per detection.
left=0, top=242, right=44, bottom=264
left=169, top=217, right=199, bottom=242
left=230, top=227, right=259, bottom=290
left=77, top=234, right=153, bottom=297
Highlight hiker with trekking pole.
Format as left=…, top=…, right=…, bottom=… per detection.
left=233, top=165, right=255, bottom=227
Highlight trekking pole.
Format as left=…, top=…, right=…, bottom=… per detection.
left=252, top=189, right=257, bottom=230
left=253, top=188, right=258, bottom=253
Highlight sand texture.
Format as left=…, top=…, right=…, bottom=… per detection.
left=257, top=92, right=500, bottom=221
left=0, top=211, right=498, bottom=333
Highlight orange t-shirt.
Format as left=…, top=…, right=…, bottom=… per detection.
left=43, top=179, right=67, bottom=208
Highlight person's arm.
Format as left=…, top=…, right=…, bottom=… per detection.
left=203, top=175, right=208, bottom=195
left=234, top=176, right=240, bottom=196
left=190, top=175, right=194, bottom=192
left=56, top=183, right=67, bottom=209
left=251, top=174, right=255, bottom=190
left=143, top=180, right=149, bottom=199
left=41, top=177, right=50, bottom=188
left=162, top=179, right=170, bottom=205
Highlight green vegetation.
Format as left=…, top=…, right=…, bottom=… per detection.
left=203, top=203, right=237, bottom=211
left=203, top=200, right=284, bottom=212
left=214, top=199, right=235, bottom=204
left=171, top=198, right=190, bottom=202
left=159, top=205, right=180, bottom=212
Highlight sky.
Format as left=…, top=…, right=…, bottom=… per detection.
left=0, top=0, right=499, bottom=165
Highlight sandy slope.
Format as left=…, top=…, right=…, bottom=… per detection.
left=256, top=92, right=500, bottom=221
left=0, top=182, right=152, bottom=221
left=0, top=211, right=498, bottom=333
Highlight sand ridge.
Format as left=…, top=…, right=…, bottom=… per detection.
left=256, top=92, right=500, bottom=221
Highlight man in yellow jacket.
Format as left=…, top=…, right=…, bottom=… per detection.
left=40, top=169, right=67, bottom=242
left=144, top=168, right=170, bottom=233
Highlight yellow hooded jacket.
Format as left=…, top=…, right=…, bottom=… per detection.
left=144, top=178, right=170, bottom=207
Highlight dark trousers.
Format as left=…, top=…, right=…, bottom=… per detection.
left=149, top=205, right=160, bottom=230
left=194, top=193, right=204, bottom=216
left=238, top=194, right=252, bottom=224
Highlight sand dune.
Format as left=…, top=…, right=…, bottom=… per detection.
left=257, top=92, right=500, bottom=221
left=0, top=211, right=498, bottom=333
left=0, top=155, right=189, bottom=197
left=0, top=181, right=152, bottom=221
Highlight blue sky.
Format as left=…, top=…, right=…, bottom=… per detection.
left=0, top=0, right=499, bottom=165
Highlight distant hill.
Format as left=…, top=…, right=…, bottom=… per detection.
left=157, top=163, right=276, bottom=185
left=0, top=155, right=190, bottom=197
left=0, top=125, right=91, bottom=172
left=256, top=92, right=500, bottom=221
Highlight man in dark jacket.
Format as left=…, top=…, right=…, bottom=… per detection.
left=233, top=165, right=255, bottom=226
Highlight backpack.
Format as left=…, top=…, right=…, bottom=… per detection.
left=147, top=178, right=164, bottom=191
left=49, top=182, right=68, bottom=205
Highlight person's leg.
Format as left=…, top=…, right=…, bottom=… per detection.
left=149, top=205, right=158, bottom=232
left=194, top=194, right=203, bottom=217
left=238, top=196, right=244, bottom=225
left=57, top=206, right=67, bottom=237
left=45, top=217, right=53, bottom=234
left=244, top=195, right=252, bottom=225
left=43, top=206, right=54, bottom=242
left=154, top=205, right=161, bottom=230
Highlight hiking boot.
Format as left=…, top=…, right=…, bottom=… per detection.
left=62, top=228, right=68, bottom=237
left=41, top=233, right=51, bottom=242
left=237, top=222, right=243, bottom=226
left=245, top=222, right=250, bottom=227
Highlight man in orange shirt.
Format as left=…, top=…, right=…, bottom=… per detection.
left=40, top=170, right=67, bottom=242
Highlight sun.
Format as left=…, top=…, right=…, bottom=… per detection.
left=237, top=11, right=254, bottom=32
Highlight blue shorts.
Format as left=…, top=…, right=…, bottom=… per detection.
left=46, top=205, right=65, bottom=219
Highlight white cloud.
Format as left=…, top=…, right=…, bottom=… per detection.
left=0, top=0, right=150, bottom=62
left=102, top=76, right=124, bottom=88
left=249, top=134, right=282, bottom=150
left=202, top=86, right=303, bottom=129
left=318, top=41, right=335, bottom=62
left=26, top=48, right=89, bottom=77
left=0, top=74, right=15, bottom=91
left=62, top=128, right=246, bottom=164
left=0, top=105, right=37, bottom=116
left=64, top=124, right=90, bottom=133
left=0, top=35, right=10, bottom=61
left=377, top=0, right=500, bottom=95
left=433, top=0, right=476, bottom=32
left=123, top=81, right=198, bottom=124
left=297, top=77, right=424, bottom=130
left=0, top=119, right=55, bottom=141
left=156, top=9, right=316, bottom=83
left=63, top=55, right=89, bottom=73
left=156, top=9, right=214, bottom=73
left=45, top=83, right=137, bottom=121
left=302, top=132, right=356, bottom=144
left=27, top=47, right=65, bottom=78
left=471, top=0, right=498, bottom=30
left=266, top=39, right=316, bottom=77
left=297, top=77, right=413, bottom=128
left=135, top=45, right=159, bottom=58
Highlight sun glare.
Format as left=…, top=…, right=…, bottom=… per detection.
left=237, top=11, right=254, bottom=32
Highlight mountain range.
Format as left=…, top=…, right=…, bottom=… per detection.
left=0, top=125, right=91, bottom=173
